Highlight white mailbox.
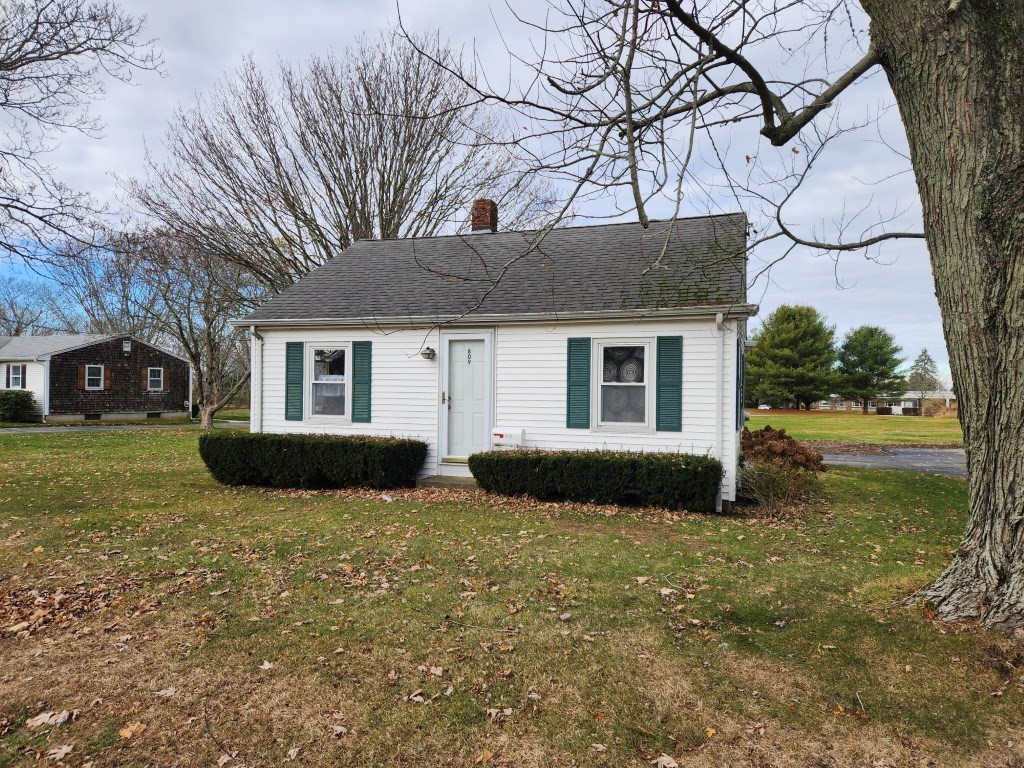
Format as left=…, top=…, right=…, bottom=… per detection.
left=491, top=427, right=525, bottom=447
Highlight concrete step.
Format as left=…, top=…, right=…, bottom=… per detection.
left=417, top=475, right=480, bottom=489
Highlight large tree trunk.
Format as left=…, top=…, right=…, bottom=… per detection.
left=862, top=1, right=1024, bottom=629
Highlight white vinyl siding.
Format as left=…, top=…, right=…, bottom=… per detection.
left=256, top=317, right=740, bottom=497
left=259, top=328, right=441, bottom=474
left=0, top=361, right=46, bottom=419
left=492, top=318, right=740, bottom=499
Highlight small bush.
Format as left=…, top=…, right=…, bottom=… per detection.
left=198, top=431, right=428, bottom=489
left=740, top=426, right=826, bottom=514
left=468, top=449, right=723, bottom=513
left=875, top=406, right=893, bottom=415
left=741, top=425, right=827, bottom=472
left=0, top=390, right=36, bottom=422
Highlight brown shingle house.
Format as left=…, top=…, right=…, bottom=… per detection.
left=0, top=334, right=191, bottom=422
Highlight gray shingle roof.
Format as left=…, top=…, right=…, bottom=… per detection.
left=0, top=334, right=111, bottom=360
left=244, top=213, right=749, bottom=324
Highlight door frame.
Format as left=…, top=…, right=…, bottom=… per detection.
left=438, top=328, right=494, bottom=465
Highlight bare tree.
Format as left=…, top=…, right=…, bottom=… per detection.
left=45, top=233, right=167, bottom=340
left=127, top=31, right=555, bottom=292
left=0, top=278, right=52, bottom=334
left=135, top=231, right=259, bottom=428
left=413, top=1, right=1024, bottom=630
left=0, top=0, right=160, bottom=264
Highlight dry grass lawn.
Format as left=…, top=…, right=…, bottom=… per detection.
left=745, top=410, right=963, bottom=447
left=1, top=430, right=1020, bottom=767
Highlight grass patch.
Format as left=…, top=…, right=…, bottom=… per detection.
left=214, top=408, right=250, bottom=421
left=0, top=431, right=1018, bottom=768
left=745, top=409, right=963, bottom=446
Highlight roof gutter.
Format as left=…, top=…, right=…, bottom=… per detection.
left=229, top=303, right=759, bottom=330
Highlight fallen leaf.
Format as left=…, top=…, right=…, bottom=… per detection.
left=154, top=688, right=177, bottom=698
left=4, top=621, right=29, bottom=634
left=216, top=753, right=235, bottom=767
left=558, top=612, right=572, bottom=621
left=285, top=747, right=300, bottom=761
left=705, top=726, right=716, bottom=739
left=474, top=748, right=494, bottom=764
left=591, top=743, right=608, bottom=752
left=26, top=710, right=71, bottom=729
left=331, top=725, right=348, bottom=738
left=652, top=755, right=679, bottom=768
left=118, top=721, right=146, bottom=740
left=46, top=745, right=73, bottom=762
left=429, top=666, right=443, bottom=677
left=259, top=660, right=274, bottom=670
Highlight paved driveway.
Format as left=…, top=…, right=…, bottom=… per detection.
left=824, top=448, right=966, bottom=478
left=0, top=421, right=245, bottom=435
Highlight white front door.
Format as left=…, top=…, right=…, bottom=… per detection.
left=446, top=339, right=487, bottom=457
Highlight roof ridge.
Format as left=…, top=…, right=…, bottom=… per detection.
left=363, top=211, right=746, bottom=244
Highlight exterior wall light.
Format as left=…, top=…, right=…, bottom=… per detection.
left=420, top=347, right=436, bottom=360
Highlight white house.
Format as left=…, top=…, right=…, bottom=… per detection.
left=238, top=204, right=756, bottom=509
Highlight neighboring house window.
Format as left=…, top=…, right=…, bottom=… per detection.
left=85, top=365, right=104, bottom=390
left=311, top=348, right=347, bottom=416
left=598, top=343, right=649, bottom=425
left=148, top=367, right=163, bottom=391
left=8, top=364, right=26, bottom=389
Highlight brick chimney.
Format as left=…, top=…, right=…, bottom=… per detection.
left=471, top=198, right=498, bottom=232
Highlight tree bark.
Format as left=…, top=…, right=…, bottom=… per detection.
left=862, top=1, right=1024, bottom=629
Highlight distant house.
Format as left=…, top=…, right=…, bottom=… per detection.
left=0, top=334, right=190, bottom=422
left=236, top=203, right=755, bottom=510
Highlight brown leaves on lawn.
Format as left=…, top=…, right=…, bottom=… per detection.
left=0, top=579, right=143, bottom=638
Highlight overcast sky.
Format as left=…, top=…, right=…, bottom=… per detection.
left=13, top=0, right=950, bottom=381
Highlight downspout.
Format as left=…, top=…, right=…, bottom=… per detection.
left=251, top=326, right=263, bottom=433
left=35, top=355, right=48, bottom=423
left=715, top=312, right=726, bottom=510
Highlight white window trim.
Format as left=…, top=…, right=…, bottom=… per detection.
left=591, top=338, right=654, bottom=434
left=148, top=367, right=164, bottom=392
left=85, top=364, right=104, bottom=391
left=10, top=364, right=25, bottom=389
left=305, top=343, right=352, bottom=423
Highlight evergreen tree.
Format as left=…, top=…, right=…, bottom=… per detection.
left=746, top=305, right=837, bottom=410
left=907, top=348, right=941, bottom=394
left=837, top=326, right=905, bottom=413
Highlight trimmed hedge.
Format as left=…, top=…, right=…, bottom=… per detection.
left=198, top=431, right=428, bottom=489
left=468, top=449, right=724, bottom=513
left=0, top=390, right=36, bottom=422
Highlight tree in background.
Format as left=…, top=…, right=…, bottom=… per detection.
left=136, top=231, right=261, bottom=429
left=0, top=279, right=53, bottom=335
left=746, top=305, right=836, bottom=410
left=127, top=31, right=554, bottom=292
left=46, top=233, right=167, bottom=341
left=908, top=348, right=941, bottom=393
left=0, top=0, right=159, bottom=264
left=837, top=326, right=905, bottom=414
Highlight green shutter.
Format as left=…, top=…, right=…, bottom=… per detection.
left=352, top=341, right=372, bottom=423
left=566, top=337, right=591, bottom=429
left=656, top=336, right=683, bottom=432
left=285, top=342, right=304, bottom=421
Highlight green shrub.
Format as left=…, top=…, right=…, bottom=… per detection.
left=0, top=390, right=36, bottom=422
left=468, top=449, right=723, bottom=513
left=198, top=431, right=428, bottom=489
